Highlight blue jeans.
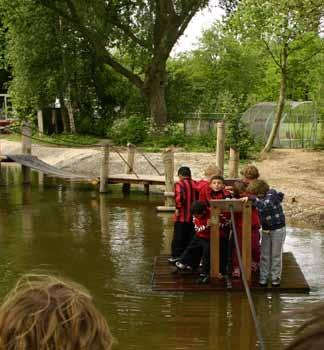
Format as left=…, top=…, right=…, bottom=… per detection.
left=260, top=227, right=286, bottom=282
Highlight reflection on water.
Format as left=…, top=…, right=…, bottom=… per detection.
left=0, top=164, right=323, bottom=349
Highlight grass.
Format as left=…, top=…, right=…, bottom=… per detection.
left=3, top=132, right=100, bottom=147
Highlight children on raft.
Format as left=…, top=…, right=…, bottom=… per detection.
left=169, top=164, right=286, bottom=287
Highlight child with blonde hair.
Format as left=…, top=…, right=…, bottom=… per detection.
left=0, top=273, right=113, bottom=350
left=240, top=164, right=260, bottom=185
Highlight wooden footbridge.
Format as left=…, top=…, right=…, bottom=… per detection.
left=0, top=154, right=166, bottom=184
left=0, top=122, right=178, bottom=211
left=1, top=154, right=90, bottom=180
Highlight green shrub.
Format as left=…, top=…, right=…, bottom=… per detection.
left=142, top=123, right=216, bottom=151
left=144, top=123, right=186, bottom=147
left=108, top=115, right=149, bottom=145
left=225, top=114, right=258, bottom=159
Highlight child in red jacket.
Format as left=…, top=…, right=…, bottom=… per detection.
left=198, top=175, right=232, bottom=276
left=176, top=201, right=211, bottom=283
left=232, top=182, right=261, bottom=278
left=199, top=175, right=232, bottom=203
left=168, top=166, right=197, bottom=264
left=195, top=164, right=223, bottom=193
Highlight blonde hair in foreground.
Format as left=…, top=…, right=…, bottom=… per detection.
left=0, top=274, right=113, bottom=350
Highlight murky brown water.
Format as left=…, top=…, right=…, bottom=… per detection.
left=0, top=164, right=323, bottom=350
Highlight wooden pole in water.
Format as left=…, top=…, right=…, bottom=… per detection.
left=216, top=121, right=225, bottom=175
left=228, top=147, right=239, bottom=178
left=210, top=206, right=221, bottom=281
left=162, top=147, right=174, bottom=208
left=122, top=143, right=135, bottom=194
left=22, top=122, right=32, bottom=184
left=242, top=201, right=252, bottom=283
left=99, top=143, right=110, bottom=193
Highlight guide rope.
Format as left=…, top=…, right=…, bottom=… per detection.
left=229, top=205, right=266, bottom=350
left=2, top=125, right=141, bottom=178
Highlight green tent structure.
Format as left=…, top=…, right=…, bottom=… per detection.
left=241, top=101, right=320, bottom=148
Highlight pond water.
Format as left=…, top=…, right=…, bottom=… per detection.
left=0, top=164, right=323, bottom=350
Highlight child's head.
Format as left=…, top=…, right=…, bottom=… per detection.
left=204, top=164, right=222, bottom=179
left=0, top=274, right=113, bottom=350
left=209, top=175, right=225, bottom=192
left=177, top=166, right=191, bottom=178
left=246, top=179, right=269, bottom=198
left=240, top=165, right=260, bottom=184
left=191, top=201, right=208, bottom=217
left=232, top=181, right=247, bottom=199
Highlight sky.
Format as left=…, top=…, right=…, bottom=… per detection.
left=171, top=1, right=224, bottom=55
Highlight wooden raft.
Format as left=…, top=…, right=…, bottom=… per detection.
left=152, top=253, right=309, bottom=293
left=153, top=199, right=309, bottom=293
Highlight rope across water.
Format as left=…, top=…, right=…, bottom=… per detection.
left=229, top=205, right=266, bottom=350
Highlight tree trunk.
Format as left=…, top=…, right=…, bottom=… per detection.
left=262, top=46, right=288, bottom=154
left=51, top=108, right=58, bottom=133
left=37, top=110, right=44, bottom=136
left=143, top=66, right=168, bottom=128
left=66, top=84, right=76, bottom=134
left=66, top=100, right=76, bottom=134
left=59, top=96, right=70, bottom=133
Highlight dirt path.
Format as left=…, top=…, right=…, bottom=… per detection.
left=255, top=149, right=324, bottom=230
left=1, top=140, right=324, bottom=230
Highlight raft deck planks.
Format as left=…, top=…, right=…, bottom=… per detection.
left=152, top=252, right=310, bottom=293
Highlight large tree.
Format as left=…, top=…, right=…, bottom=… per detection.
left=34, top=0, right=209, bottom=127
left=230, top=0, right=324, bottom=153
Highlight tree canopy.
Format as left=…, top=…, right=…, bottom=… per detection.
left=32, top=0, right=209, bottom=127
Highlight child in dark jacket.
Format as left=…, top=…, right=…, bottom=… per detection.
left=176, top=201, right=211, bottom=283
left=246, top=179, right=286, bottom=287
left=168, top=166, right=196, bottom=264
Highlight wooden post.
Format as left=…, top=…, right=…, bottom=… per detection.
left=242, top=201, right=252, bottom=283
left=210, top=206, right=221, bottom=281
left=37, top=110, right=44, bottom=136
left=99, top=143, right=110, bottom=193
left=210, top=199, right=252, bottom=283
left=22, top=122, right=32, bottom=184
left=122, top=143, right=135, bottom=194
left=228, top=147, right=239, bottom=178
left=144, top=183, right=150, bottom=195
left=216, top=121, right=225, bottom=175
left=162, top=148, right=174, bottom=208
left=100, top=195, right=109, bottom=238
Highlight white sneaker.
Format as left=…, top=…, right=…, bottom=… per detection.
left=175, top=261, right=191, bottom=271
left=259, top=279, right=268, bottom=287
left=168, top=257, right=179, bottom=264
left=271, top=278, right=281, bottom=287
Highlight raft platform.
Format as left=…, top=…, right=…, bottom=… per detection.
left=152, top=252, right=310, bottom=293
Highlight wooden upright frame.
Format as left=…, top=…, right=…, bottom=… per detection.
left=210, top=199, right=252, bottom=283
